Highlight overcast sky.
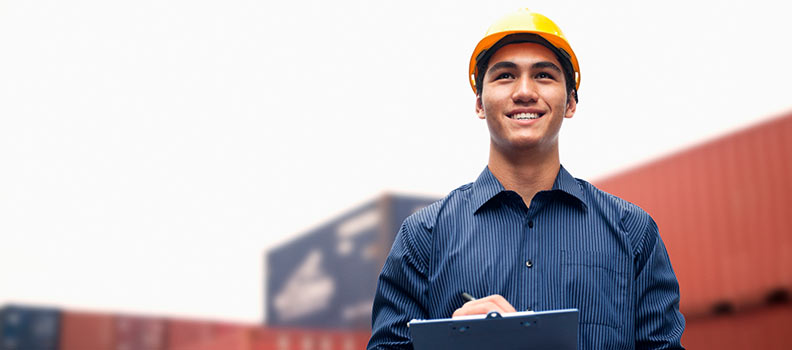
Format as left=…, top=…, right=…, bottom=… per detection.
left=1, top=0, right=790, bottom=323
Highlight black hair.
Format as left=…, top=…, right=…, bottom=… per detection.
left=474, top=33, right=578, bottom=103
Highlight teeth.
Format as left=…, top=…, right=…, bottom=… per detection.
left=511, top=112, right=540, bottom=120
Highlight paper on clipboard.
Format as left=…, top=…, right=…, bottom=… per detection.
left=408, top=308, right=578, bottom=350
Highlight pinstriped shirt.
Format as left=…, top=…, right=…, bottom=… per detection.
left=368, top=166, right=685, bottom=350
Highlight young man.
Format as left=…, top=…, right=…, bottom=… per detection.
left=368, top=9, right=685, bottom=350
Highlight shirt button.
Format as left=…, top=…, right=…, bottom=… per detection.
left=525, top=260, right=533, bottom=268
left=528, top=220, right=534, bottom=228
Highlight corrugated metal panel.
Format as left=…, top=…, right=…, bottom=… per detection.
left=594, top=112, right=792, bottom=316
left=114, top=314, right=166, bottom=350
left=0, top=305, right=60, bottom=350
left=171, top=326, right=251, bottom=350
left=166, top=319, right=242, bottom=350
left=248, top=328, right=284, bottom=350
left=682, top=304, right=792, bottom=349
left=266, top=199, right=380, bottom=329
left=59, top=311, right=116, bottom=350
left=249, top=328, right=370, bottom=350
left=265, top=193, right=437, bottom=329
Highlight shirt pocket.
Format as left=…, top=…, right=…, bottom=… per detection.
left=560, top=250, right=630, bottom=329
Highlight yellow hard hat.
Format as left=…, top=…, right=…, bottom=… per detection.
left=469, top=8, right=580, bottom=95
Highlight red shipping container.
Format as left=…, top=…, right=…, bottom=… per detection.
left=170, top=326, right=252, bottom=350
left=250, top=328, right=316, bottom=350
left=59, top=311, right=116, bottom=350
left=334, top=331, right=370, bottom=350
left=249, top=328, right=370, bottom=350
left=115, top=314, right=166, bottom=350
left=682, top=304, right=792, bottom=349
left=248, top=328, right=279, bottom=350
left=594, top=112, right=792, bottom=316
left=167, top=319, right=248, bottom=350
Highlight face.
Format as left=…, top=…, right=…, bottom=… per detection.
left=476, top=43, right=576, bottom=156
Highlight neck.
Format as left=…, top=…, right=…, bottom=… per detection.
left=487, top=143, right=560, bottom=208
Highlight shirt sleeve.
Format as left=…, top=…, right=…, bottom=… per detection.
left=634, top=217, right=686, bottom=350
left=367, top=221, right=430, bottom=350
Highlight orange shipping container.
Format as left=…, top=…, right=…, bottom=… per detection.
left=594, top=112, right=792, bottom=316
left=59, top=311, right=116, bottom=350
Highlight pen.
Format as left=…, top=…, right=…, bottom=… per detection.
left=461, top=292, right=477, bottom=302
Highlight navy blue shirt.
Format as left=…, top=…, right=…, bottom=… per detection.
left=369, top=166, right=685, bottom=349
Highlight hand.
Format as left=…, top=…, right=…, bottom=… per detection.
left=451, top=294, right=516, bottom=318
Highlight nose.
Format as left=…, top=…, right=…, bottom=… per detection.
left=512, top=74, right=539, bottom=104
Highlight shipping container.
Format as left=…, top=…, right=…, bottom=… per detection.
left=167, top=319, right=248, bottom=350
left=265, top=193, right=438, bottom=329
left=0, top=303, right=377, bottom=350
left=115, top=314, right=166, bottom=350
left=171, top=326, right=251, bottom=350
left=249, top=327, right=370, bottom=350
left=682, top=304, right=792, bottom=349
left=39, top=308, right=170, bottom=350
left=0, top=305, right=60, bottom=350
left=593, top=112, right=792, bottom=316
left=59, top=310, right=116, bottom=350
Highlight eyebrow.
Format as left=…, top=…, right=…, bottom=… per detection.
left=487, top=61, right=518, bottom=74
left=487, top=60, right=562, bottom=75
left=532, top=61, right=562, bottom=74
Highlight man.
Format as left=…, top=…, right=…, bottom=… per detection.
left=368, top=8, right=685, bottom=350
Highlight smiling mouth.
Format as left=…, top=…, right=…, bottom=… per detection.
left=507, top=112, right=543, bottom=120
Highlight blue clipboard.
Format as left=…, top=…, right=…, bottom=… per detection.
left=408, top=308, right=578, bottom=350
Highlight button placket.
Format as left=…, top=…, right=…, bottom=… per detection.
left=523, top=213, right=539, bottom=310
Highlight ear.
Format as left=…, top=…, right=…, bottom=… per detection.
left=475, top=94, right=486, bottom=120
left=564, top=92, right=577, bottom=119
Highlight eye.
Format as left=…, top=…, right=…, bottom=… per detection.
left=535, top=72, right=555, bottom=80
left=494, top=72, right=514, bottom=80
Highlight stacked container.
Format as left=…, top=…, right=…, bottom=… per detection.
left=1, top=304, right=373, bottom=350
left=248, top=328, right=370, bottom=350
left=593, top=112, right=792, bottom=316
left=593, top=112, right=792, bottom=348
left=115, top=314, right=166, bottom=350
left=0, top=305, right=60, bottom=350
left=167, top=319, right=249, bottom=350
left=59, top=311, right=116, bottom=350
left=265, top=193, right=438, bottom=329
left=681, top=304, right=792, bottom=349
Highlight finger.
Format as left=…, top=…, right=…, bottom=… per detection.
left=452, top=300, right=507, bottom=317
left=469, top=295, right=516, bottom=314
left=483, top=294, right=517, bottom=313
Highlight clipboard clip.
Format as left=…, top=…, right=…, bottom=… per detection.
left=485, top=311, right=502, bottom=319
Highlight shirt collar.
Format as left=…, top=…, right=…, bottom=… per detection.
left=471, top=165, right=588, bottom=214
left=552, top=165, right=588, bottom=210
left=469, top=166, right=507, bottom=213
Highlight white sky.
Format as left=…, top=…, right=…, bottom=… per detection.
left=1, top=0, right=790, bottom=323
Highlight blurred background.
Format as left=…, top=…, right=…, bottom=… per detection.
left=1, top=0, right=790, bottom=349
